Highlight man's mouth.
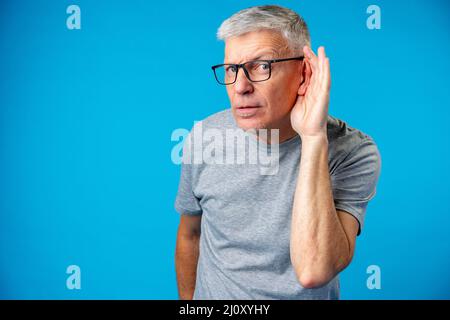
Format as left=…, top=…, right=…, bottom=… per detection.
left=235, top=105, right=261, bottom=117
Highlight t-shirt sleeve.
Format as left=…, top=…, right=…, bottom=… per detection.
left=331, top=137, right=381, bottom=235
left=174, top=132, right=203, bottom=215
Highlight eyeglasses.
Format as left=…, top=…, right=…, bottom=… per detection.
left=211, top=56, right=304, bottom=85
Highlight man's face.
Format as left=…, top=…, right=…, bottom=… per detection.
left=224, top=30, right=303, bottom=131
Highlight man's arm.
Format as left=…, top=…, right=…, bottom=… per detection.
left=175, top=214, right=201, bottom=299
left=289, top=46, right=359, bottom=288
left=290, top=135, right=359, bottom=288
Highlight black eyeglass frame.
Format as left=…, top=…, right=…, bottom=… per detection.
left=211, top=56, right=304, bottom=85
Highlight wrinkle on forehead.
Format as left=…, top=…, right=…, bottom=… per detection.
left=224, top=30, right=291, bottom=64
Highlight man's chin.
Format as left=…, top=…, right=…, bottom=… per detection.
left=232, top=110, right=266, bottom=130
left=234, top=116, right=265, bottom=131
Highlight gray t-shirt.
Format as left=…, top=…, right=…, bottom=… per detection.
left=175, top=109, right=381, bottom=300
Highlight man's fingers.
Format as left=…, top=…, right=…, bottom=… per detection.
left=326, top=57, right=331, bottom=88
left=320, top=47, right=331, bottom=92
left=317, top=46, right=325, bottom=72
left=303, top=46, right=318, bottom=72
left=305, top=46, right=323, bottom=90
left=312, top=46, right=331, bottom=93
left=303, top=46, right=331, bottom=99
left=318, top=46, right=329, bottom=90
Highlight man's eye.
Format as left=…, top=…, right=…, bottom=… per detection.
left=226, top=65, right=237, bottom=73
left=256, top=63, right=270, bottom=71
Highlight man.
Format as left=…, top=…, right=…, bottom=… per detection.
left=174, top=5, right=381, bottom=299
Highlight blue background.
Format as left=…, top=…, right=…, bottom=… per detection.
left=0, top=0, right=449, bottom=299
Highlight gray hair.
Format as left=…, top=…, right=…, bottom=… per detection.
left=217, top=5, right=310, bottom=54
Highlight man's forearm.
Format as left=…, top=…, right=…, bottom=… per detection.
left=175, top=235, right=200, bottom=299
left=290, top=135, right=351, bottom=288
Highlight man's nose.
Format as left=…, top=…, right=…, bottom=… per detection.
left=234, top=68, right=254, bottom=95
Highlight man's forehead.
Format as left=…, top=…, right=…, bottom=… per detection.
left=224, top=31, right=289, bottom=63
left=225, top=48, right=281, bottom=64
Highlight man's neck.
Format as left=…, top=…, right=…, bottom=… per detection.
left=253, top=125, right=298, bottom=145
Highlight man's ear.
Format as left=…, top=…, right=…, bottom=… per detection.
left=297, top=60, right=311, bottom=96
